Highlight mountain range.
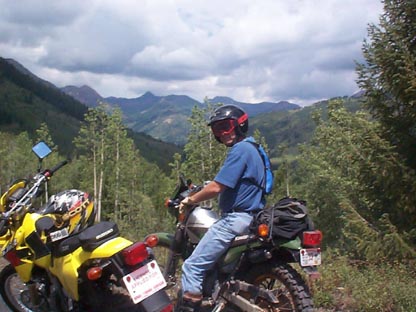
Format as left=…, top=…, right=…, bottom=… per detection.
left=61, top=85, right=300, bottom=145
left=0, top=56, right=363, bottom=171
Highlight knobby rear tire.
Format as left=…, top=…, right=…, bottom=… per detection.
left=243, top=262, right=314, bottom=312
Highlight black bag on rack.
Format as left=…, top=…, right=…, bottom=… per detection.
left=255, top=197, right=314, bottom=240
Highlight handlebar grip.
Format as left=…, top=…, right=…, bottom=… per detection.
left=165, top=199, right=180, bottom=208
left=49, top=160, right=68, bottom=175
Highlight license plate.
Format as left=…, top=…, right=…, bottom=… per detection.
left=122, top=260, right=167, bottom=304
left=300, top=248, right=321, bottom=266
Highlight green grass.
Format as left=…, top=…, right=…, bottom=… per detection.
left=312, top=250, right=416, bottom=311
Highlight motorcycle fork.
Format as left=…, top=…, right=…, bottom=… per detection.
left=164, top=225, right=185, bottom=281
left=163, top=250, right=181, bottom=286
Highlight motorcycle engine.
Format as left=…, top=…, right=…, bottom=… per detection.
left=185, top=206, right=219, bottom=244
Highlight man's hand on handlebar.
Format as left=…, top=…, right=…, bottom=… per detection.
left=179, top=196, right=196, bottom=213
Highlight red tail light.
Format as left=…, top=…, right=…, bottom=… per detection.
left=303, top=230, right=322, bottom=247
left=122, top=242, right=149, bottom=266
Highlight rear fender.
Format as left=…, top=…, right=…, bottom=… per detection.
left=49, top=237, right=132, bottom=300
left=271, top=237, right=302, bottom=263
left=278, top=236, right=302, bottom=249
left=88, top=237, right=132, bottom=258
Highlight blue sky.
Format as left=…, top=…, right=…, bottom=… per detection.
left=0, top=0, right=383, bottom=106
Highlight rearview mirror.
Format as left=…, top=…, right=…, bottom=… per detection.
left=32, top=141, right=52, bottom=160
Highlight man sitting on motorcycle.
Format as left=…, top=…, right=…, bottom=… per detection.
left=177, top=105, right=267, bottom=311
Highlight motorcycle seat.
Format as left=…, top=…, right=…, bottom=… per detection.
left=79, top=221, right=119, bottom=252
left=51, top=221, right=120, bottom=257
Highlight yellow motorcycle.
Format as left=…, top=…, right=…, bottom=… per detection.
left=0, top=142, right=171, bottom=312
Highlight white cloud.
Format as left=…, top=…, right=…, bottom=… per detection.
left=0, top=0, right=384, bottom=105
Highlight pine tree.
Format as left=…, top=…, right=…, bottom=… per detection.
left=356, top=0, right=416, bottom=169
left=299, top=100, right=416, bottom=260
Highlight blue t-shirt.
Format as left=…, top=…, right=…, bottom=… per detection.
left=214, top=137, right=265, bottom=213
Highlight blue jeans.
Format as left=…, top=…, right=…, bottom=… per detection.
left=181, top=212, right=254, bottom=294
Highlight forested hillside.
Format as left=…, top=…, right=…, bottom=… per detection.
left=250, top=96, right=363, bottom=162
left=0, top=57, right=85, bottom=151
left=0, top=57, right=181, bottom=172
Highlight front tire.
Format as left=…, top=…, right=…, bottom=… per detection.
left=242, top=262, right=314, bottom=312
left=0, top=264, right=49, bottom=312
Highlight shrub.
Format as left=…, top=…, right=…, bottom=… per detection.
left=312, top=250, right=416, bottom=311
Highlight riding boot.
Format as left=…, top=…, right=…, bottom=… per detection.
left=175, top=299, right=201, bottom=312
left=175, top=291, right=202, bottom=312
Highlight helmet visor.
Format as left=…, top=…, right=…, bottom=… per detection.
left=211, top=119, right=236, bottom=137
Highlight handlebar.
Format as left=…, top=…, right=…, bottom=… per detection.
left=165, top=198, right=180, bottom=209
left=2, top=159, right=69, bottom=218
left=166, top=179, right=204, bottom=210
left=44, top=160, right=68, bottom=177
